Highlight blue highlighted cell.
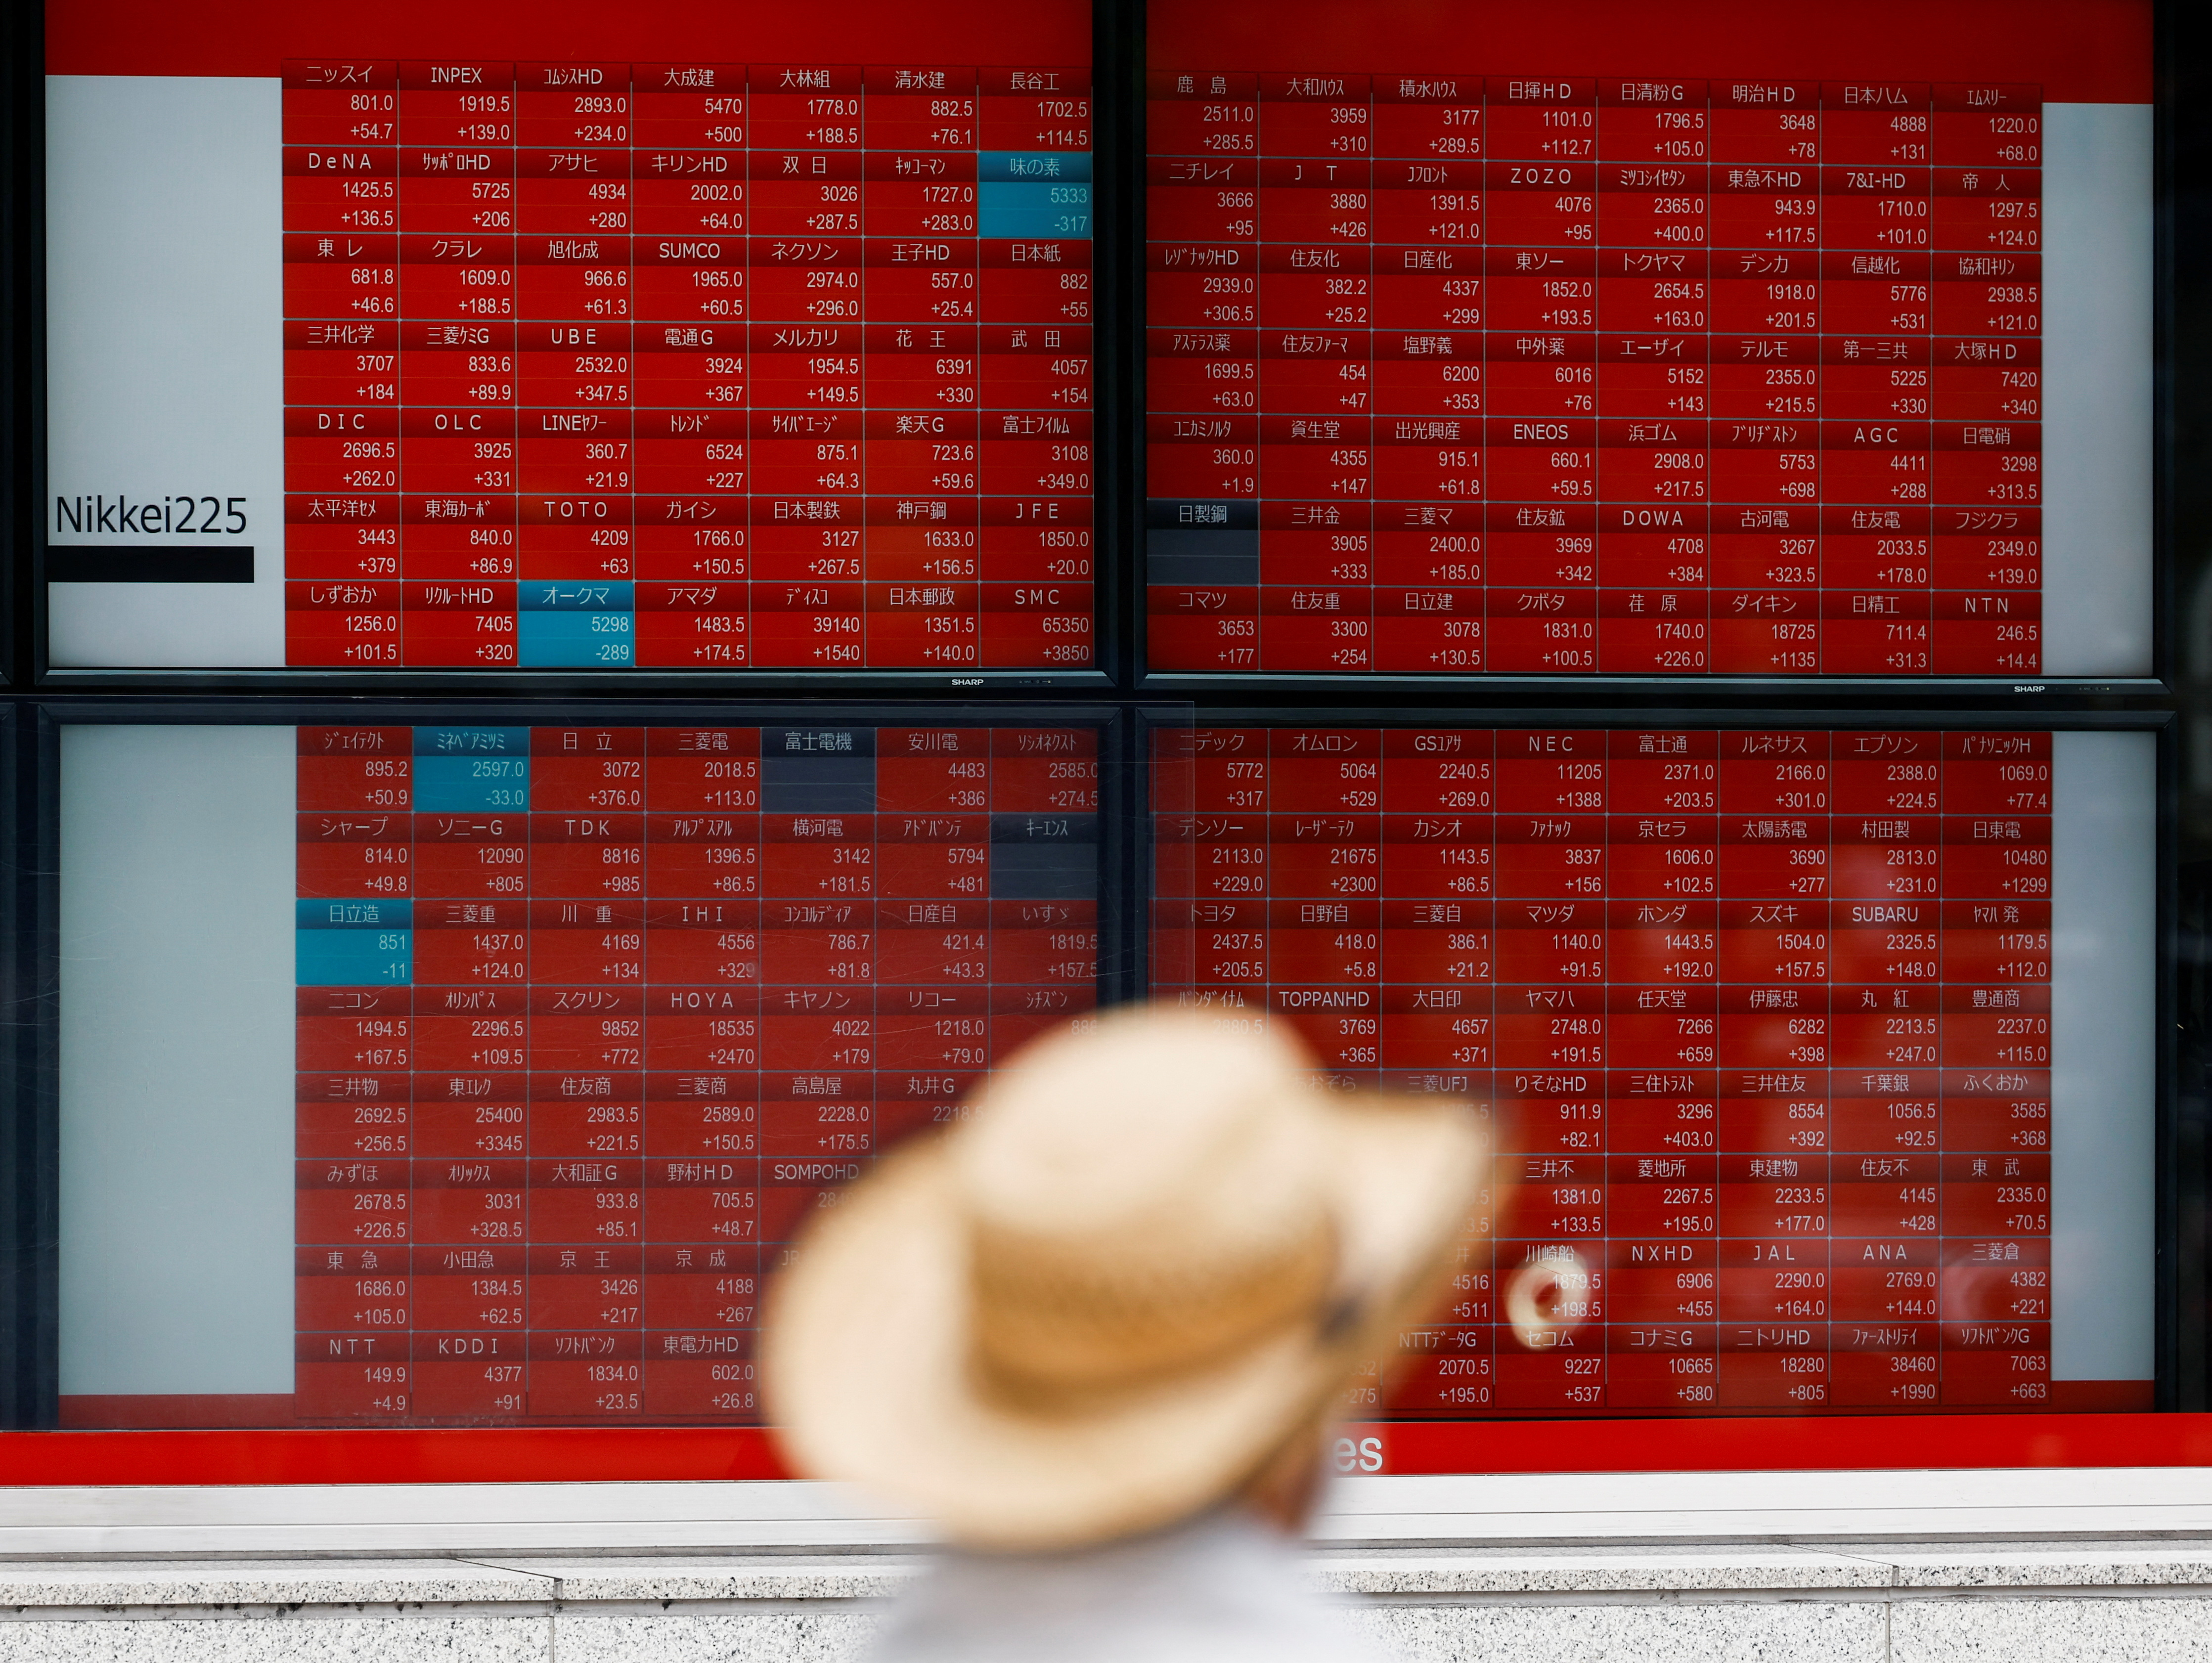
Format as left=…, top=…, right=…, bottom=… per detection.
left=979, top=181, right=1091, bottom=241
left=518, top=582, right=637, bottom=663
left=415, top=752, right=531, bottom=811
left=521, top=580, right=636, bottom=611
left=297, top=899, right=412, bottom=929
left=520, top=609, right=634, bottom=667
left=983, top=182, right=1089, bottom=211
left=297, top=928, right=411, bottom=986
left=413, top=727, right=530, bottom=755
left=978, top=151, right=1092, bottom=182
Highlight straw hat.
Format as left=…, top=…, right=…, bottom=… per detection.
left=761, top=1004, right=1487, bottom=1550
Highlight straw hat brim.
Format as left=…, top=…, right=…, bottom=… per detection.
left=762, top=1093, right=1485, bottom=1551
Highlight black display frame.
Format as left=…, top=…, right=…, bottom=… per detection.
left=0, top=696, right=1132, bottom=1429
left=15, top=2, right=1127, bottom=694
left=0, top=0, right=2202, bottom=1444
left=0, top=707, right=41, bottom=1428
left=1121, top=1, right=2180, bottom=702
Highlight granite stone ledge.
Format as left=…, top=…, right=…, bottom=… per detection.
left=1311, top=1544, right=1888, bottom=1596
left=1889, top=1595, right=2212, bottom=1663
left=1350, top=1596, right=1888, bottom=1663
left=0, top=1559, right=555, bottom=1614
left=6, top=1539, right=2212, bottom=1622
left=1823, top=1541, right=2212, bottom=1589
left=0, top=1614, right=546, bottom=1663
left=551, top=1608, right=878, bottom=1663
left=477, top=1554, right=924, bottom=1604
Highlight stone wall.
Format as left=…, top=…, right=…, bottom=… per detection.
left=7, top=1542, right=2212, bottom=1663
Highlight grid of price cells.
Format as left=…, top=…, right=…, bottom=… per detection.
left=296, top=721, right=1099, bottom=1421
left=1153, top=725, right=2055, bottom=1414
left=1145, top=75, right=2043, bottom=676
left=283, top=61, right=1094, bottom=669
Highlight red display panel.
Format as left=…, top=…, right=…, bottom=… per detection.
left=291, top=721, right=1098, bottom=1425
left=51, top=0, right=1095, bottom=670
left=19, top=1412, right=2212, bottom=1482
left=1152, top=723, right=2143, bottom=1416
left=1142, top=1, right=2152, bottom=677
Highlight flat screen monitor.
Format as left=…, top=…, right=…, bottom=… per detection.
left=1150, top=717, right=2158, bottom=1416
left=44, top=0, right=1097, bottom=675
left=54, top=710, right=1106, bottom=1426
left=1140, top=0, right=2155, bottom=682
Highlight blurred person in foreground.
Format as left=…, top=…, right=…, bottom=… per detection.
left=761, top=1004, right=1491, bottom=1663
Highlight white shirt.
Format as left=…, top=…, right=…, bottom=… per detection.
left=863, top=1508, right=1386, bottom=1663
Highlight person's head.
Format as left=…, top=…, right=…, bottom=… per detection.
left=761, top=1005, right=1489, bottom=1551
